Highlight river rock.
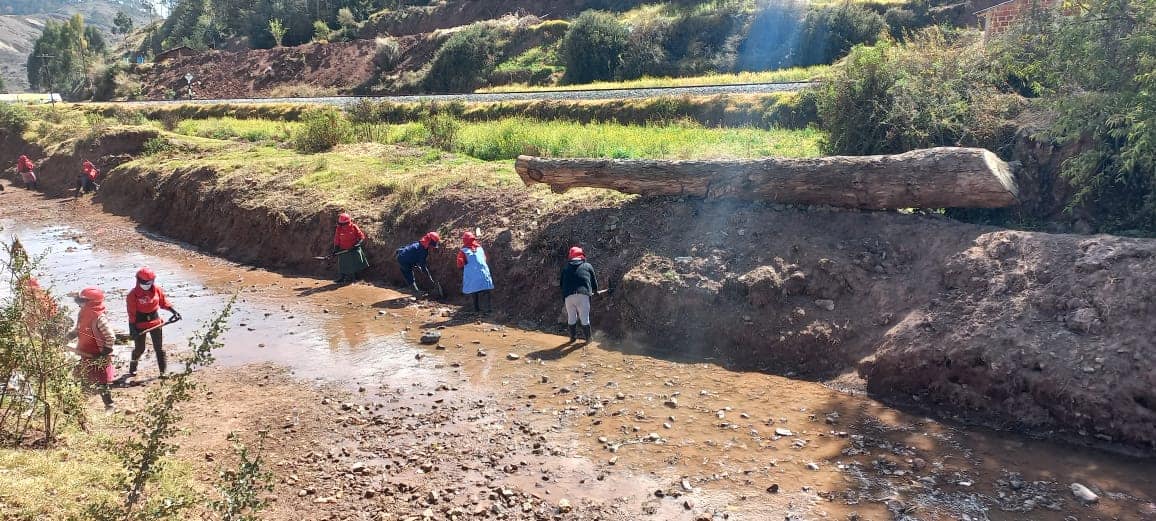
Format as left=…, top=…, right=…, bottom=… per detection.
left=775, top=428, right=793, bottom=437
left=419, top=331, right=441, bottom=344
left=1070, top=483, right=1099, bottom=503
left=507, top=353, right=520, bottom=360
left=814, top=299, right=836, bottom=311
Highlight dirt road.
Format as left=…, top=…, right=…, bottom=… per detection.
left=1, top=184, right=1152, bottom=520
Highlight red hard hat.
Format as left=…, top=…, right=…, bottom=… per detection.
left=136, top=267, right=156, bottom=282
left=337, top=213, right=352, bottom=224
left=568, top=246, right=585, bottom=260
left=79, top=286, right=104, bottom=302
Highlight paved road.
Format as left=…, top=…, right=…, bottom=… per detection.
left=117, top=81, right=815, bottom=106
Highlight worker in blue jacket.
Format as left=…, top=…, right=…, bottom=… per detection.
left=396, top=231, right=440, bottom=293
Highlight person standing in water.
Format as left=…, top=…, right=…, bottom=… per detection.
left=126, top=267, right=180, bottom=379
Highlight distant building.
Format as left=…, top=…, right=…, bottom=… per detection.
left=154, top=46, right=196, bottom=63
left=976, top=0, right=1061, bottom=39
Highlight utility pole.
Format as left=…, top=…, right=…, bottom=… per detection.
left=34, top=54, right=54, bottom=96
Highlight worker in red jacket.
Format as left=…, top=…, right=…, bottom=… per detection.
left=68, top=286, right=116, bottom=411
left=331, top=212, right=369, bottom=284
left=126, top=267, right=180, bottom=378
left=16, top=155, right=37, bottom=189
left=77, top=160, right=99, bottom=196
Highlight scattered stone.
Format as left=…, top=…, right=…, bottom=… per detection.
left=350, top=462, right=367, bottom=474
left=419, top=331, right=441, bottom=344
left=681, top=479, right=693, bottom=491
left=507, top=353, right=520, bottom=360
left=775, top=428, right=794, bottom=437
left=541, top=375, right=549, bottom=384
left=1070, top=483, right=1099, bottom=503
left=477, top=348, right=487, bottom=357
left=814, top=299, right=836, bottom=311
left=558, top=498, right=572, bottom=513
left=806, top=462, right=820, bottom=471
left=767, top=484, right=780, bottom=494
left=683, top=499, right=695, bottom=510
left=664, top=398, right=679, bottom=408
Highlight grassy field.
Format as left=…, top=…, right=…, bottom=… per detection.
left=0, top=426, right=196, bottom=519
left=477, top=66, right=829, bottom=93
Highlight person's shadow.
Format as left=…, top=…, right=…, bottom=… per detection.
left=295, top=282, right=345, bottom=296
left=526, top=340, right=588, bottom=361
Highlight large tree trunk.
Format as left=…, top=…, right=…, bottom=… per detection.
left=515, top=147, right=1019, bottom=209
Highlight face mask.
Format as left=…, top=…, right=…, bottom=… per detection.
left=139, top=282, right=154, bottom=290
left=338, top=222, right=349, bottom=226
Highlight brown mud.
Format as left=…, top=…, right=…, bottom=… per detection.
left=1, top=177, right=1154, bottom=520
left=3, top=127, right=1156, bottom=454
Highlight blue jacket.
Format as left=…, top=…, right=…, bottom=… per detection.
left=395, top=241, right=429, bottom=267
left=460, top=247, right=494, bottom=294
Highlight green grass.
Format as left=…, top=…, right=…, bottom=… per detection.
left=477, top=66, right=829, bottom=93
left=444, top=118, right=823, bottom=160
left=493, top=44, right=560, bottom=73
left=0, top=427, right=197, bottom=520
left=171, top=117, right=298, bottom=142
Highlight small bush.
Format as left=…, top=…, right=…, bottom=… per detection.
left=0, top=103, right=31, bottom=136
left=374, top=37, right=401, bottom=70
left=293, top=108, right=352, bottom=153
left=423, top=112, right=460, bottom=151
left=560, top=11, right=629, bottom=84
left=883, top=7, right=927, bottom=40
left=423, top=24, right=501, bottom=93
left=312, top=20, right=331, bottom=43
left=141, top=137, right=174, bottom=155
left=796, top=3, right=886, bottom=66
left=736, top=1, right=806, bottom=71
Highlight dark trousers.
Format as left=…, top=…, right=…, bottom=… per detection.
left=130, top=328, right=166, bottom=375
left=76, top=176, right=97, bottom=194
left=472, top=291, right=492, bottom=312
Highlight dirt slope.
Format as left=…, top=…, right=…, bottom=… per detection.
left=133, top=40, right=380, bottom=99
left=7, top=129, right=1156, bottom=453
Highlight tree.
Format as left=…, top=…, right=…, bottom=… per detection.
left=560, top=10, right=629, bottom=84
left=26, top=14, right=107, bottom=96
left=796, top=3, right=886, bottom=66
left=269, top=18, right=287, bottom=47
left=113, top=11, right=135, bottom=35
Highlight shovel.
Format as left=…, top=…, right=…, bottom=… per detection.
left=135, top=314, right=182, bottom=339
left=313, top=249, right=354, bottom=261
left=413, top=266, right=444, bottom=299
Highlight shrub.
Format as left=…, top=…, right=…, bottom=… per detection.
left=796, top=3, right=886, bottom=66
left=141, top=137, right=174, bottom=156
left=312, top=20, right=331, bottom=43
left=423, top=24, right=501, bottom=93
left=815, top=29, right=1022, bottom=156
left=423, top=111, right=460, bottom=151
left=374, top=37, right=401, bottom=70
left=883, top=7, right=928, bottom=40
left=619, top=20, right=671, bottom=80
left=0, top=103, right=31, bottom=136
left=560, top=10, right=629, bottom=84
left=293, top=108, right=352, bottom=153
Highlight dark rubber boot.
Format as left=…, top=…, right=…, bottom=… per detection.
left=155, top=348, right=167, bottom=376
left=128, top=360, right=139, bottom=376
left=582, top=325, right=592, bottom=343
left=568, top=325, right=577, bottom=343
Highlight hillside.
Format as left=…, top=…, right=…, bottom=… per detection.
left=0, top=0, right=157, bottom=92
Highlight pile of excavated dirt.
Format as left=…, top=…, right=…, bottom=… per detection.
left=134, top=40, right=379, bottom=100
left=861, top=231, right=1156, bottom=449
left=5, top=131, right=1155, bottom=453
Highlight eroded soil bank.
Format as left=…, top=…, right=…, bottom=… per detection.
left=2, top=185, right=1154, bottom=521
left=5, top=128, right=1154, bottom=453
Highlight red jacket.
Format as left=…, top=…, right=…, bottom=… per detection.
left=127, top=285, right=172, bottom=329
left=333, top=223, right=366, bottom=250
left=76, top=301, right=111, bottom=358
left=17, top=156, right=34, bottom=172
left=82, top=161, right=98, bottom=181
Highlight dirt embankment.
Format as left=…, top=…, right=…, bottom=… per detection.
left=7, top=131, right=1156, bottom=453
left=133, top=40, right=380, bottom=100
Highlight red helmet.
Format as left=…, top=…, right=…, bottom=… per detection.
left=421, top=231, right=441, bottom=248
left=136, top=267, right=156, bottom=282
left=337, top=213, right=352, bottom=224
left=568, top=246, right=585, bottom=260
left=78, top=286, right=104, bottom=302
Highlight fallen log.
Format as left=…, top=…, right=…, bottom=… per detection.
left=514, top=147, right=1019, bottom=209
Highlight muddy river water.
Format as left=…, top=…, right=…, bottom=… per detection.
left=1, top=206, right=1153, bottom=520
